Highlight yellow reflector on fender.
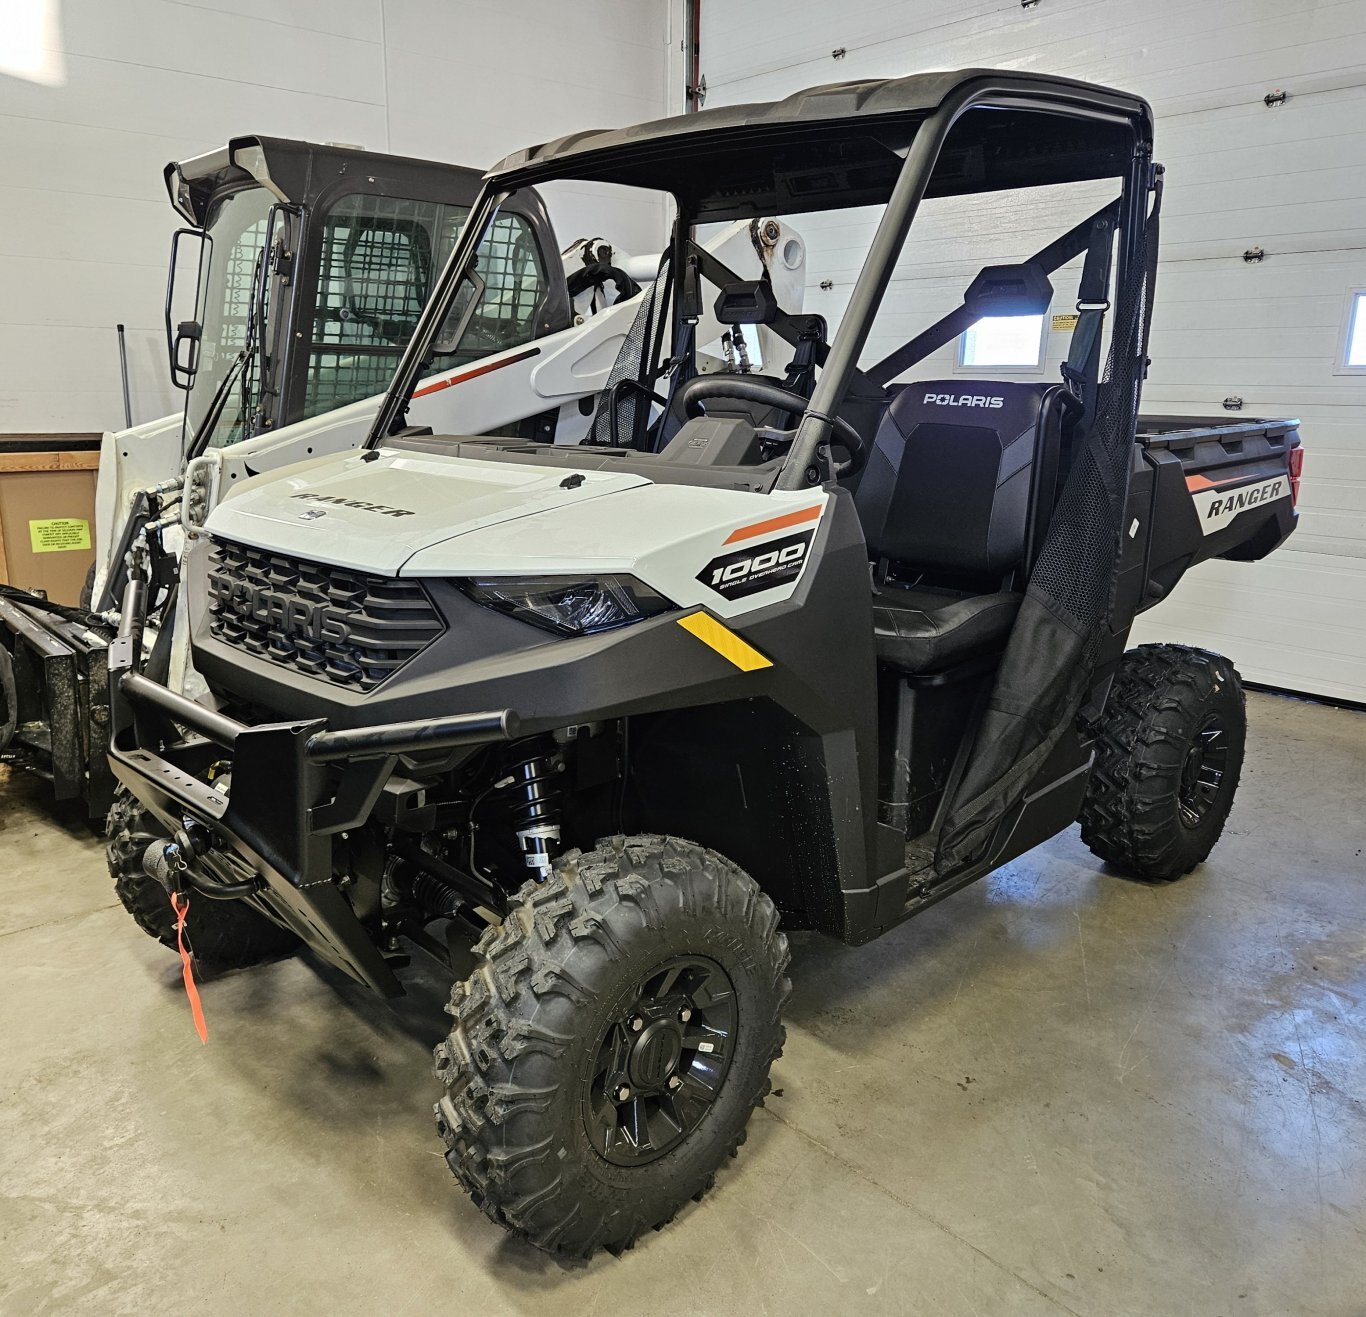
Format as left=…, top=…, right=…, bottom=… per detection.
left=676, top=613, right=773, bottom=672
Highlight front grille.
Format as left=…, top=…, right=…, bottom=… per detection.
left=206, top=539, right=443, bottom=691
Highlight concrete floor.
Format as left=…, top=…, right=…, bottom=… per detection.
left=1, top=689, right=1363, bottom=1316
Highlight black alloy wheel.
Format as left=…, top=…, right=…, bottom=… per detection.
left=585, top=955, right=738, bottom=1166
left=434, top=834, right=788, bottom=1258
left=1177, top=715, right=1230, bottom=828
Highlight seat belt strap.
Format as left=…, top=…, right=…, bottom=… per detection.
left=1060, top=214, right=1116, bottom=419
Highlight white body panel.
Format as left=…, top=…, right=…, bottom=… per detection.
left=91, top=413, right=183, bottom=603
left=403, top=479, right=829, bottom=620
left=210, top=451, right=652, bottom=576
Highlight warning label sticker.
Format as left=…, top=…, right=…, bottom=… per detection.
left=29, top=518, right=92, bottom=553
left=1051, top=312, right=1080, bottom=332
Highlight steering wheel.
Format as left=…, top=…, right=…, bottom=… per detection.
left=676, top=374, right=867, bottom=478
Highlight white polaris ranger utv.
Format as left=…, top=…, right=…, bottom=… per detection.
left=106, top=70, right=1301, bottom=1258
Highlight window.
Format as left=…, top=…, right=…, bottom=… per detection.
left=303, top=199, right=548, bottom=421
left=1341, top=290, right=1366, bottom=372
left=188, top=186, right=275, bottom=449
left=958, top=313, right=1047, bottom=371
left=304, top=193, right=468, bottom=419
left=440, top=211, right=547, bottom=367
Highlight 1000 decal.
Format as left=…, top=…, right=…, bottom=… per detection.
left=698, top=531, right=813, bottom=601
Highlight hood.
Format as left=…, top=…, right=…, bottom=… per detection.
left=203, top=447, right=651, bottom=574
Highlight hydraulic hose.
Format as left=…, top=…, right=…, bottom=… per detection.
left=0, top=582, right=115, bottom=634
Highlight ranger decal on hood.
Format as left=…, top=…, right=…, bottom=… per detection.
left=292, top=493, right=416, bottom=518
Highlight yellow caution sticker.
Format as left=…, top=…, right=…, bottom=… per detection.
left=29, top=518, right=91, bottom=553
left=1051, top=312, right=1080, bottom=332
left=676, top=612, right=772, bottom=672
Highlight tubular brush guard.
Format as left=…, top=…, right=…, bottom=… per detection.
left=105, top=580, right=518, bottom=995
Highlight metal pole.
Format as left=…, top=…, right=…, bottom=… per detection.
left=116, top=324, right=133, bottom=428
left=684, top=0, right=703, bottom=112
left=776, top=98, right=965, bottom=489
left=120, top=670, right=247, bottom=748
left=305, top=708, right=520, bottom=762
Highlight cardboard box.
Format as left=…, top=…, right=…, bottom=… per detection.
left=0, top=443, right=101, bottom=606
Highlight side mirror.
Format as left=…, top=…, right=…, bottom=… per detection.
left=165, top=227, right=211, bottom=390
left=171, top=320, right=203, bottom=387
left=963, top=262, right=1054, bottom=319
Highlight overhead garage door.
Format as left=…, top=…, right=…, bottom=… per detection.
left=700, top=0, right=1366, bottom=702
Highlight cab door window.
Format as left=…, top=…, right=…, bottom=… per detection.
left=305, top=199, right=548, bottom=420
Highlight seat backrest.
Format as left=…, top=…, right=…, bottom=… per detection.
left=853, top=380, right=1066, bottom=587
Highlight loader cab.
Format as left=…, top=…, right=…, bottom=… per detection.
left=163, top=136, right=571, bottom=460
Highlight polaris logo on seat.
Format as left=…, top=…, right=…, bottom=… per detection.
left=291, top=493, right=415, bottom=518
left=924, top=393, right=1005, bottom=409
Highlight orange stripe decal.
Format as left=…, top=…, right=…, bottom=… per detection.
left=722, top=504, right=822, bottom=545
left=411, top=346, right=541, bottom=399
left=1185, top=472, right=1247, bottom=492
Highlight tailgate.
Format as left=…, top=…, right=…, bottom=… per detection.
left=1126, top=415, right=1301, bottom=614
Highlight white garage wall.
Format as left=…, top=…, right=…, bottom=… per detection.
left=0, top=0, right=676, bottom=436
left=699, top=0, right=1366, bottom=703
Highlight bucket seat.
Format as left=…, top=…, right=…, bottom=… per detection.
left=854, top=380, right=1073, bottom=674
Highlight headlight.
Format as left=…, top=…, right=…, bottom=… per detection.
left=462, top=575, right=674, bottom=637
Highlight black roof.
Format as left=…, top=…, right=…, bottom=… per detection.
left=165, top=135, right=483, bottom=227
left=490, top=68, right=1153, bottom=220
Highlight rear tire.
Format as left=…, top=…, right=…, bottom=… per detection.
left=434, top=834, right=789, bottom=1259
left=106, top=787, right=300, bottom=968
left=1079, top=644, right=1245, bottom=881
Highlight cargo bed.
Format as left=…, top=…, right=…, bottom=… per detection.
left=1115, top=413, right=1301, bottom=619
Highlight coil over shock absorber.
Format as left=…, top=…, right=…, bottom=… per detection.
left=505, top=739, right=562, bottom=879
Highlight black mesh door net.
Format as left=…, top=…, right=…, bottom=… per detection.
left=937, top=180, right=1162, bottom=869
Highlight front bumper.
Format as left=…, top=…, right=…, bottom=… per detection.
left=107, top=594, right=518, bottom=996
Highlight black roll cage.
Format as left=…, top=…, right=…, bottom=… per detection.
left=367, top=72, right=1156, bottom=478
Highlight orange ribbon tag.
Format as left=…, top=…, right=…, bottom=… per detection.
left=169, top=891, right=209, bottom=1044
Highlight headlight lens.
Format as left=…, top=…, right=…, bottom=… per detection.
left=462, top=575, right=674, bottom=637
